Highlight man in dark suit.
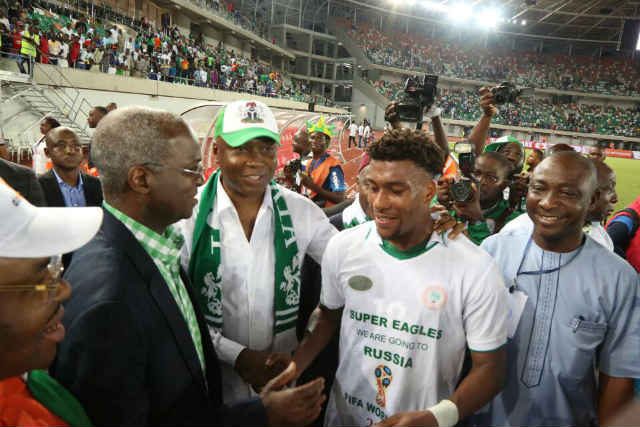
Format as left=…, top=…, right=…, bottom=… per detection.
left=38, top=127, right=103, bottom=208
left=0, top=157, right=46, bottom=206
left=52, top=106, right=325, bottom=427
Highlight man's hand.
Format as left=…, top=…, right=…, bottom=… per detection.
left=261, top=362, right=325, bottom=427
left=508, top=173, right=529, bottom=210
left=432, top=205, right=466, bottom=239
left=235, top=349, right=291, bottom=391
left=374, top=410, right=437, bottom=427
left=452, top=182, right=483, bottom=222
left=384, top=101, right=401, bottom=129
left=299, top=172, right=319, bottom=192
left=479, top=87, right=498, bottom=118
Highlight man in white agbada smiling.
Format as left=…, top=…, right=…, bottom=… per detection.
left=180, top=100, right=336, bottom=403
left=292, top=129, right=508, bottom=427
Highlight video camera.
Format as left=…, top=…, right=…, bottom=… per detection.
left=394, top=74, right=438, bottom=128
left=490, top=82, right=533, bottom=105
left=449, top=141, right=475, bottom=203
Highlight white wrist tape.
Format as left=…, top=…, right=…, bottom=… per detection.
left=428, top=399, right=459, bottom=427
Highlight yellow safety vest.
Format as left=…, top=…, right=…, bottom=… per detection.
left=20, top=31, right=39, bottom=57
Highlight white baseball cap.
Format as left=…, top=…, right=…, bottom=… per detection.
left=213, top=100, right=280, bottom=147
left=0, top=179, right=103, bottom=258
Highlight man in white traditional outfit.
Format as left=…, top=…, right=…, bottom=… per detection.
left=180, top=100, right=337, bottom=403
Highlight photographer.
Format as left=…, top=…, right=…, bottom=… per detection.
left=384, top=75, right=451, bottom=160
left=468, top=87, right=525, bottom=173
left=280, top=126, right=312, bottom=193
left=438, top=152, right=523, bottom=245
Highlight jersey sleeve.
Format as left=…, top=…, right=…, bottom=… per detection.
left=327, top=165, right=347, bottom=192
left=320, top=234, right=345, bottom=310
left=598, top=271, right=640, bottom=379
left=463, top=259, right=508, bottom=352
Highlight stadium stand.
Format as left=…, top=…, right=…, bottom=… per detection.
left=0, top=1, right=333, bottom=105
left=345, top=21, right=640, bottom=97
left=370, top=80, right=640, bottom=138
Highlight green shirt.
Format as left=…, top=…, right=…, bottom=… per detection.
left=103, top=202, right=206, bottom=372
left=460, top=199, right=523, bottom=245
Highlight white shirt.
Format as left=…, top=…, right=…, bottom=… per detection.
left=321, top=223, right=508, bottom=426
left=363, top=125, right=371, bottom=138
left=499, top=214, right=614, bottom=251
left=31, top=138, right=49, bottom=175
left=349, top=123, right=358, bottom=135
left=358, top=125, right=364, bottom=136
left=180, top=178, right=337, bottom=403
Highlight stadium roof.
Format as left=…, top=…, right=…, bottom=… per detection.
left=329, top=0, right=640, bottom=44
left=498, top=0, right=639, bottom=42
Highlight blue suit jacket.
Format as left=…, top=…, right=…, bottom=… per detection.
left=51, top=209, right=266, bottom=426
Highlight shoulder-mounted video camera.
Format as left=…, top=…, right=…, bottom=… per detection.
left=394, top=74, right=438, bottom=128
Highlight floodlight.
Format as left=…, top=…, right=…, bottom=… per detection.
left=478, top=7, right=502, bottom=29
left=448, top=3, right=472, bottom=23
left=521, top=19, right=527, bottom=25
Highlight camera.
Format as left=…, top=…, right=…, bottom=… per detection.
left=490, top=82, right=533, bottom=105
left=394, top=74, right=438, bottom=126
left=284, top=158, right=302, bottom=176
left=450, top=141, right=475, bottom=203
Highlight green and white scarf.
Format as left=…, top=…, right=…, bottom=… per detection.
left=188, top=170, right=301, bottom=347
left=342, top=195, right=370, bottom=229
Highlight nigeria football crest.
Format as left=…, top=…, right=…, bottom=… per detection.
left=374, top=364, right=393, bottom=408
left=240, top=101, right=264, bottom=123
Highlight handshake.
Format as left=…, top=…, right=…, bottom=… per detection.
left=236, top=349, right=325, bottom=426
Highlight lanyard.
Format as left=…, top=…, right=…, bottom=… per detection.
left=510, top=236, right=585, bottom=293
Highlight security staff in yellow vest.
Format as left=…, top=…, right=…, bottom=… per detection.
left=18, top=23, right=39, bottom=75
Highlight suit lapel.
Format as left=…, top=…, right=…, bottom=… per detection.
left=102, top=211, right=208, bottom=393
left=82, top=174, right=99, bottom=206
left=181, top=270, right=223, bottom=403
left=42, top=171, right=65, bottom=207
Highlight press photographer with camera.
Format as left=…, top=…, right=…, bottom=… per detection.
left=466, top=85, right=530, bottom=212
left=384, top=75, right=451, bottom=160
left=437, top=147, right=523, bottom=245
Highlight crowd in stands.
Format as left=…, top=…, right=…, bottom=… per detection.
left=1, top=1, right=333, bottom=105
left=371, top=79, right=640, bottom=137
left=347, top=21, right=640, bottom=97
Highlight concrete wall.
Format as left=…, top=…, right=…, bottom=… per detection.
left=352, top=86, right=385, bottom=128
left=30, top=64, right=344, bottom=113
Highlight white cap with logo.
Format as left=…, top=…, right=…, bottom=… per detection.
left=0, top=179, right=103, bottom=258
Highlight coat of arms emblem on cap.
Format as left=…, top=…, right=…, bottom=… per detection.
left=240, top=101, right=264, bottom=123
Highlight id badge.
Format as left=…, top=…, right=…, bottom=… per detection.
left=506, top=287, right=528, bottom=339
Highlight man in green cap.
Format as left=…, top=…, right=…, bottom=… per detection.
left=181, top=100, right=337, bottom=405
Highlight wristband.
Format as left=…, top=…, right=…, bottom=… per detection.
left=427, top=399, right=459, bottom=427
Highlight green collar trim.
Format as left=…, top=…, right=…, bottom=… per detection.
left=380, top=236, right=439, bottom=260
left=482, top=198, right=509, bottom=219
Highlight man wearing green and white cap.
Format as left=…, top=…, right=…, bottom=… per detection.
left=181, top=100, right=337, bottom=403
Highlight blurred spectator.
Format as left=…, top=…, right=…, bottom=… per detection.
left=32, top=115, right=60, bottom=175
left=0, top=181, right=101, bottom=427
left=39, top=126, right=102, bottom=208
left=87, top=105, right=107, bottom=128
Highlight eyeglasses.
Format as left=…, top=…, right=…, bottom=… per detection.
left=0, top=255, right=64, bottom=299
left=51, top=142, right=83, bottom=152
left=142, top=162, right=205, bottom=178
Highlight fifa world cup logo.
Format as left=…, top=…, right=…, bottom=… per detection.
left=374, top=365, right=393, bottom=408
